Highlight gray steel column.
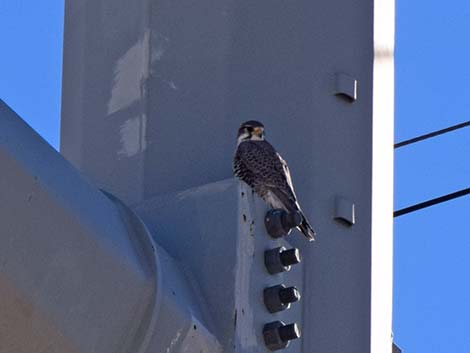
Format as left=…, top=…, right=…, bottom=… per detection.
left=60, top=0, right=395, bottom=352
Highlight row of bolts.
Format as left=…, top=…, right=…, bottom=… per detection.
left=262, top=209, right=304, bottom=351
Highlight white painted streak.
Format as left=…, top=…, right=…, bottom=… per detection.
left=118, top=116, right=147, bottom=157
left=108, top=31, right=150, bottom=115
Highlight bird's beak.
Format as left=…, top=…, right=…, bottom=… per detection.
left=253, top=127, right=263, bottom=136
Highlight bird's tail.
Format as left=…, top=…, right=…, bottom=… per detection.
left=298, top=216, right=316, bottom=242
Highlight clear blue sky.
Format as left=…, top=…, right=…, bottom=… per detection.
left=394, top=1, right=470, bottom=352
left=1, top=1, right=470, bottom=352
left=0, top=1, right=63, bottom=148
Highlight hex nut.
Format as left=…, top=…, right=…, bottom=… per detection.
left=265, top=247, right=301, bottom=275
left=263, top=321, right=301, bottom=351
left=264, top=285, right=301, bottom=313
left=265, top=209, right=302, bottom=238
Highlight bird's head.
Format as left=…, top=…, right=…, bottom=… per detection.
left=237, top=120, right=265, bottom=143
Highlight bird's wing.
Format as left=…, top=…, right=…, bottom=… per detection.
left=274, top=152, right=316, bottom=241
left=234, top=141, right=299, bottom=211
left=276, top=153, right=298, bottom=200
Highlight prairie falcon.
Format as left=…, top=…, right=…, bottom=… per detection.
left=233, top=120, right=316, bottom=241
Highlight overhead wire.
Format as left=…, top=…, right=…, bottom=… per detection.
left=394, top=120, right=470, bottom=216
left=395, top=120, right=470, bottom=148
left=394, top=188, right=470, bottom=217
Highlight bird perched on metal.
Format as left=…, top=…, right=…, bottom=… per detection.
left=233, top=120, right=316, bottom=241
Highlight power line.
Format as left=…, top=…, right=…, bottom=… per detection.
left=394, top=121, right=470, bottom=216
left=394, top=188, right=470, bottom=217
left=394, top=121, right=470, bottom=148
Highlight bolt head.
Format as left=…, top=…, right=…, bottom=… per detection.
left=265, top=209, right=288, bottom=238
left=279, top=323, right=301, bottom=342
left=279, top=286, right=301, bottom=304
left=279, top=248, right=301, bottom=267
left=263, top=321, right=301, bottom=351
left=264, top=285, right=289, bottom=313
left=281, top=210, right=302, bottom=230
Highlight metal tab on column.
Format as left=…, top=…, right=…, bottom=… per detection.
left=334, top=73, right=358, bottom=101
